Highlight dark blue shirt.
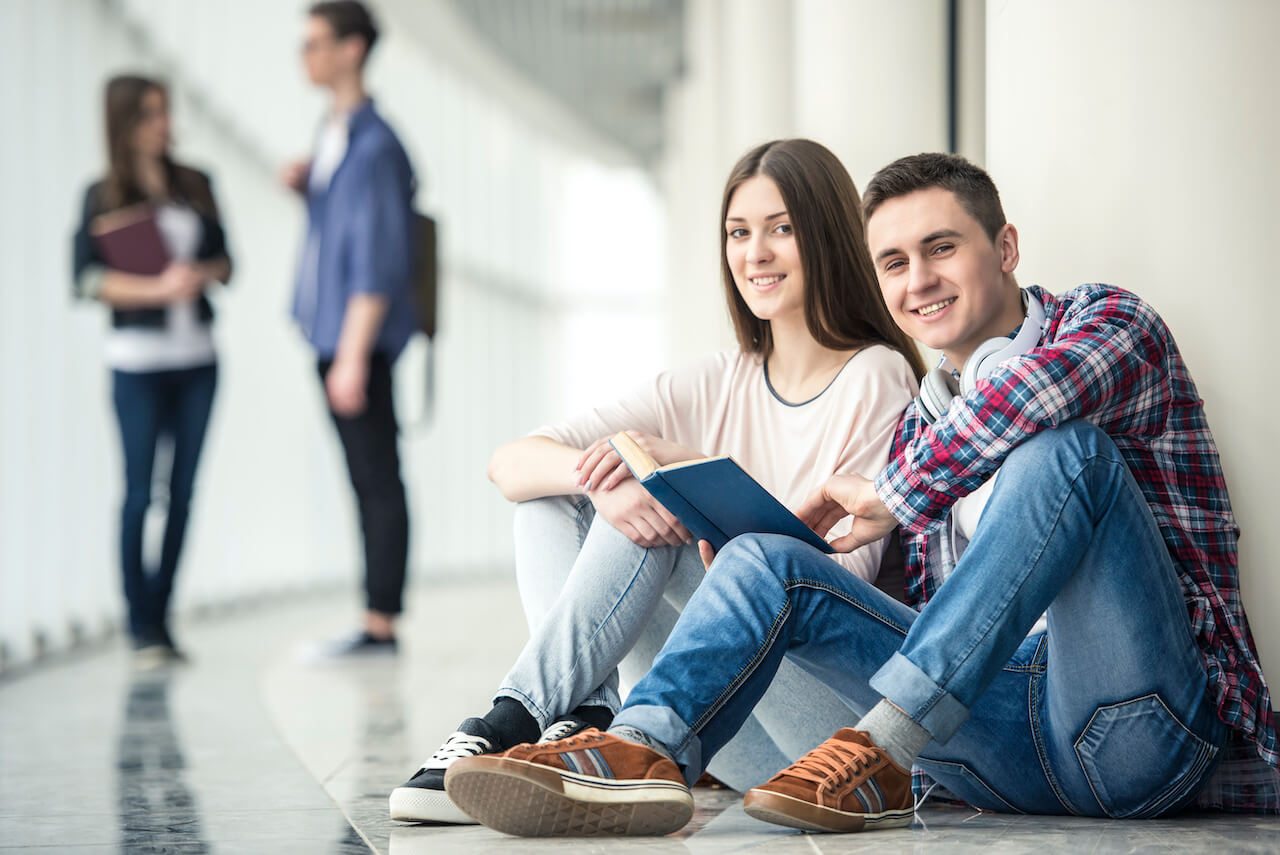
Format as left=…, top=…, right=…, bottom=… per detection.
left=292, top=99, right=417, bottom=360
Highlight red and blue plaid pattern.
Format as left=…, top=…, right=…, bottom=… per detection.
left=876, top=284, right=1278, bottom=812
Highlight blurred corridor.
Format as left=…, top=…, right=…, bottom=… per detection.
left=1, top=0, right=1277, bottom=849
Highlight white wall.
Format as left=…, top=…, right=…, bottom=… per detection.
left=985, top=0, right=1278, bottom=682
left=0, top=0, right=664, bottom=669
left=6, top=0, right=1272, bottom=689
left=658, top=0, right=953, bottom=367
left=654, top=0, right=1276, bottom=685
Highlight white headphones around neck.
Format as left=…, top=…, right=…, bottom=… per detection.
left=917, top=289, right=1049, bottom=424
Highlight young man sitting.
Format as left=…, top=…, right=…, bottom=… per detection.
left=441, top=153, right=1278, bottom=836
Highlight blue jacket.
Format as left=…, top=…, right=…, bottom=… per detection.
left=292, top=99, right=417, bottom=360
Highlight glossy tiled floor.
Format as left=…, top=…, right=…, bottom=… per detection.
left=1, top=578, right=1275, bottom=853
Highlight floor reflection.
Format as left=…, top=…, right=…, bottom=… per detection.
left=116, top=670, right=209, bottom=854
left=0, top=583, right=1259, bottom=854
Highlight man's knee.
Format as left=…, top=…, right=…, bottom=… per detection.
left=1004, top=420, right=1118, bottom=474
left=716, top=533, right=827, bottom=585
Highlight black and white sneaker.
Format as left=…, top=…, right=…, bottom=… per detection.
left=298, top=630, right=397, bottom=664
left=390, top=718, right=503, bottom=823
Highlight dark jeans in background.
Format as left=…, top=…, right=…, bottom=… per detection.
left=317, top=352, right=409, bottom=616
left=112, top=363, right=217, bottom=644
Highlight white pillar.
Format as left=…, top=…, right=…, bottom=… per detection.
left=719, top=0, right=795, bottom=161
left=792, top=0, right=950, bottom=189
left=658, top=0, right=736, bottom=366
left=985, top=0, right=1280, bottom=680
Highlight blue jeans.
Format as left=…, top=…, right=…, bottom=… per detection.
left=112, top=363, right=217, bottom=643
left=496, top=494, right=861, bottom=791
left=614, top=421, right=1227, bottom=817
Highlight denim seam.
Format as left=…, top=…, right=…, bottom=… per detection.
left=1139, top=740, right=1216, bottom=819
left=678, top=600, right=792, bottom=754
left=784, top=577, right=915, bottom=635
left=1027, top=637, right=1080, bottom=814
left=675, top=574, right=914, bottom=755
left=538, top=547, right=654, bottom=722
left=914, top=757, right=1024, bottom=813
left=781, top=578, right=949, bottom=722
left=920, top=454, right=1095, bottom=713
left=571, top=496, right=593, bottom=546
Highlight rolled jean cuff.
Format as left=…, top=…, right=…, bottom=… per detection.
left=869, top=652, right=970, bottom=743
left=493, top=687, right=552, bottom=731
left=611, top=704, right=703, bottom=786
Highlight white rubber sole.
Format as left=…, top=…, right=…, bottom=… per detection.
left=743, top=788, right=914, bottom=833
left=389, top=785, right=477, bottom=824
left=445, top=757, right=693, bottom=836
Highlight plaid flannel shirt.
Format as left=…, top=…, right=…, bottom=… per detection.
left=877, top=283, right=1278, bottom=813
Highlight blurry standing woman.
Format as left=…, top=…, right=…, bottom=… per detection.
left=72, top=75, right=232, bottom=666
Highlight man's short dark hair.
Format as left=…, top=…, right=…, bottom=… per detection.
left=310, top=0, right=379, bottom=65
left=863, top=153, right=1007, bottom=242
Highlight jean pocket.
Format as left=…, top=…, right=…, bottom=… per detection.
left=914, top=758, right=1026, bottom=814
left=1073, top=693, right=1218, bottom=818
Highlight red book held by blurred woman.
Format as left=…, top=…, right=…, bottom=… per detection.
left=89, top=204, right=169, bottom=275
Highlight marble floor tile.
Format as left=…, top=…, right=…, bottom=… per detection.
left=1, top=579, right=1275, bottom=854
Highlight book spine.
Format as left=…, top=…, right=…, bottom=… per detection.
left=641, top=475, right=729, bottom=551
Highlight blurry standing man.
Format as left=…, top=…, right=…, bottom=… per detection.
left=283, top=0, right=418, bottom=659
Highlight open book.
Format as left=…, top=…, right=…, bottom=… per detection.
left=608, top=431, right=834, bottom=554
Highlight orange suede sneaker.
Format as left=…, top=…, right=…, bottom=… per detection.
left=444, top=728, right=693, bottom=837
left=743, top=728, right=914, bottom=833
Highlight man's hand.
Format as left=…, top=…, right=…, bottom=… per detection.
left=589, top=479, right=692, bottom=549
left=795, top=473, right=898, bottom=553
left=575, top=431, right=703, bottom=493
left=325, top=354, right=368, bottom=417
left=279, top=159, right=310, bottom=194
left=698, top=540, right=716, bottom=571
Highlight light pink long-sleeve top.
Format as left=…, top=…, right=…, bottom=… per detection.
left=533, top=345, right=919, bottom=582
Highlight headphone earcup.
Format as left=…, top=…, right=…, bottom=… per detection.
left=959, top=290, right=1049, bottom=393
left=918, top=368, right=961, bottom=424
left=960, top=336, right=1013, bottom=393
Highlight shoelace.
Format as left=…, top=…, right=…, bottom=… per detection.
left=543, top=731, right=600, bottom=751
left=421, top=731, right=492, bottom=770
left=781, top=739, right=881, bottom=805
left=537, top=720, right=583, bottom=744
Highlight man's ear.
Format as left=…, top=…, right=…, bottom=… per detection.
left=340, top=36, right=368, bottom=72
left=998, top=223, right=1020, bottom=274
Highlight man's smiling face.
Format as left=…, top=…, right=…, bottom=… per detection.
left=867, top=186, right=1024, bottom=367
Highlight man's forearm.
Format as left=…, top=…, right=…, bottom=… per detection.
left=335, top=293, right=390, bottom=363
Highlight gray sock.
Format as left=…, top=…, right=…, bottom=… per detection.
left=856, top=699, right=932, bottom=770
left=607, top=724, right=674, bottom=762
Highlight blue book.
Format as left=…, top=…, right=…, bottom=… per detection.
left=608, top=432, right=834, bottom=554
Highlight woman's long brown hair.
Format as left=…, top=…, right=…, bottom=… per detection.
left=101, top=75, right=211, bottom=214
left=720, top=139, right=926, bottom=380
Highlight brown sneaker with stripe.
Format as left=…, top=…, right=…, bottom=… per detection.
left=743, top=728, right=914, bottom=833
left=444, top=728, right=693, bottom=837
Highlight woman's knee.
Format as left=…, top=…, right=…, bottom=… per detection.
left=513, top=494, right=591, bottom=541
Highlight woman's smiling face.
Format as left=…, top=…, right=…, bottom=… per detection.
left=725, top=174, right=805, bottom=325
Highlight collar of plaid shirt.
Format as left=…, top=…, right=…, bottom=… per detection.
left=881, top=283, right=1278, bottom=813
